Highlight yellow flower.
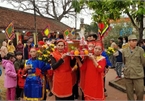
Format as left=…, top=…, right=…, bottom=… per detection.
left=43, top=54, right=48, bottom=57
left=42, top=45, right=47, bottom=49
left=38, top=57, right=42, bottom=60
left=50, top=44, right=55, bottom=47
left=112, top=50, right=115, bottom=53
left=37, top=50, right=41, bottom=53
left=108, top=47, right=112, bottom=50
left=107, top=51, right=110, bottom=54
left=51, top=48, right=54, bottom=51
left=47, top=51, right=50, bottom=54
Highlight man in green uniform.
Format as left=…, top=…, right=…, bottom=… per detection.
left=122, top=34, right=145, bottom=101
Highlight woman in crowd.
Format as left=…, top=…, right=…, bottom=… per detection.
left=23, top=40, right=32, bottom=59
left=51, top=39, right=76, bottom=100
left=16, top=40, right=24, bottom=53
left=1, top=41, right=8, bottom=59
left=7, top=40, right=15, bottom=53
left=76, top=42, right=106, bottom=100
left=122, top=36, right=129, bottom=49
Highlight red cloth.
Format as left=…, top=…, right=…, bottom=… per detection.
left=51, top=50, right=73, bottom=98
left=81, top=56, right=106, bottom=100
left=38, top=41, right=45, bottom=46
left=47, top=69, right=54, bottom=77
left=35, top=68, right=43, bottom=78
left=17, top=68, right=26, bottom=88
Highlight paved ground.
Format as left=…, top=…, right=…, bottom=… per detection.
left=47, top=69, right=128, bottom=100
left=1, top=67, right=145, bottom=100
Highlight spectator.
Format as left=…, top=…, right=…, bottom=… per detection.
left=86, top=35, right=91, bottom=42
left=1, top=41, right=8, bottom=59
left=118, top=36, right=123, bottom=46
left=113, top=44, right=123, bottom=78
left=122, top=34, right=145, bottom=101
left=2, top=52, right=17, bottom=100
left=23, top=40, right=32, bottom=60
left=110, top=39, right=116, bottom=49
left=58, top=33, right=64, bottom=39
left=7, top=40, right=15, bottom=53
left=122, top=36, right=129, bottom=49
left=28, top=37, right=34, bottom=47
left=16, top=40, right=24, bottom=53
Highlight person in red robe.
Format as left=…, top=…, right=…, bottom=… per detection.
left=50, top=39, right=76, bottom=100
left=76, top=42, right=106, bottom=100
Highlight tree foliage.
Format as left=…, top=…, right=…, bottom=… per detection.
left=3, top=0, right=80, bottom=21
left=85, top=22, right=98, bottom=34
left=77, top=0, right=145, bottom=39
left=104, top=21, right=135, bottom=48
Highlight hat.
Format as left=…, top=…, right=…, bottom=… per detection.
left=94, top=41, right=104, bottom=50
left=128, top=35, right=137, bottom=40
left=110, top=38, right=114, bottom=41
left=38, top=41, right=45, bottom=45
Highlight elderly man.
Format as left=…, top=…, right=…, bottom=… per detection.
left=122, top=34, right=145, bottom=101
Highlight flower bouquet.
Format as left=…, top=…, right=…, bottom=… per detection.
left=106, top=47, right=115, bottom=56
left=37, top=44, right=55, bottom=62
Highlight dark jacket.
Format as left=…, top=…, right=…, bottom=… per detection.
left=24, top=45, right=32, bottom=60
left=16, top=43, right=24, bottom=53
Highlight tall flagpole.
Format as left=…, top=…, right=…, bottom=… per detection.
left=33, top=0, right=37, bottom=45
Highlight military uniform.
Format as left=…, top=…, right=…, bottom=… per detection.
left=122, top=35, right=145, bottom=101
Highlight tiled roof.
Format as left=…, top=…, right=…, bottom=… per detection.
left=109, top=18, right=130, bottom=23
left=0, top=7, right=71, bottom=32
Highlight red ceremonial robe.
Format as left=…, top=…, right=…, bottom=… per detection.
left=51, top=50, right=73, bottom=98
left=81, top=55, right=106, bottom=100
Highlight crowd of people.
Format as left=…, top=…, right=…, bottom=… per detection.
left=0, top=33, right=145, bottom=101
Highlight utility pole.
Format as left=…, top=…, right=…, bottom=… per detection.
left=33, top=0, right=37, bottom=45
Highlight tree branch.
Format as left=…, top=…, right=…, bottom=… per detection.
left=125, top=8, right=139, bottom=30
left=51, top=0, right=58, bottom=19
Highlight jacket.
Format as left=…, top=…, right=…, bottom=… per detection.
left=17, top=68, right=26, bottom=88
left=16, top=43, right=24, bottom=53
left=122, top=46, right=145, bottom=79
left=2, top=59, right=17, bottom=88
left=14, top=59, right=25, bottom=72
left=7, top=40, right=15, bottom=53
left=1, top=41, right=8, bottom=58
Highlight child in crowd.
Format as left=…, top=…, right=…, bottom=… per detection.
left=14, top=52, right=25, bottom=72
left=113, top=44, right=124, bottom=78
left=2, top=52, right=17, bottom=100
left=24, top=48, right=51, bottom=100
left=14, top=52, right=25, bottom=99
left=17, top=63, right=26, bottom=100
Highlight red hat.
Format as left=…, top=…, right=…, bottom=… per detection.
left=56, top=39, right=66, bottom=45
left=94, top=41, right=104, bottom=50
left=38, top=41, right=45, bottom=45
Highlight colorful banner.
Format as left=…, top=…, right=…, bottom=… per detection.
left=64, top=29, right=70, bottom=36
left=42, top=25, right=50, bottom=37
left=71, top=28, right=75, bottom=35
left=98, top=22, right=110, bottom=41
left=5, top=22, right=15, bottom=40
